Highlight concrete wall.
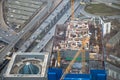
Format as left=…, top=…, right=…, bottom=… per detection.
left=106, top=62, right=120, bottom=80
left=3, top=77, right=47, bottom=80
left=100, top=18, right=111, bottom=37
left=102, top=22, right=111, bottom=37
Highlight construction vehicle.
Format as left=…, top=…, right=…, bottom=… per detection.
left=56, top=0, right=75, bottom=66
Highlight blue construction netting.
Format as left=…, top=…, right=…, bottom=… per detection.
left=48, top=68, right=107, bottom=80
left=64, top=74, right=91, bottom=80
left=48, top=68, right=63, bottom=80
left=90, top=69, right=107, bottom=80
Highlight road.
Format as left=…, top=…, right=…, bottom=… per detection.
left=0, top=3, right=48, bottom=61
left=0, top=0, right=16, bottom=34
left=32, top=0, right=80, bottom=52
left=0, top=29, right=16, bottom=43
left=18, top=0, right=70, bottom=52
left=0, top=0, right=17, bottom=43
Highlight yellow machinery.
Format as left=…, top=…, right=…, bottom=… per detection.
left=57, top=49, right=61, bottom=67
left=60, top=36, right=89, bottom=80
left=81, top=37, right=89, bottom=73
left=71, top=0, right=74, bottom=20
left=58, top=0, right=90, bottom=79
left=57, top=0, right=75, bottom=67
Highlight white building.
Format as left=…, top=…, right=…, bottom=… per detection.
left=3, top=52, right=50, bottom=80
left=106, top=62, right=120, bottom=80
left=99, top=17, right=111, bottom=37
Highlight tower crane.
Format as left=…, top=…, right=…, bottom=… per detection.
left=71, top=0, right=74, bottom=20
left=58, top=0, right=90, bottom=79
left=56, top=0, right=75, bottom=67
left=60, top=36, right=90, bottom=80
left=57, top=49, right=61, bottom=67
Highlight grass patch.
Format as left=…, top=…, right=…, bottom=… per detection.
left=85, top=3, right=120, bottom=16
left=113, top=3, right=120, bottom=7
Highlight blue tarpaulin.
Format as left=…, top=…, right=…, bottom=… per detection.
left=64, top=74, right=91, bottom=80
left=48, top=68, right=107, bottom=80
left=48, top=68, right=63, bottom=80
left=90, top=69, right=107, bottom=80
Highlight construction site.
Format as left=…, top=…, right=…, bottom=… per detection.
left=49, top=15, right=106, bottom=78
left=2, top=0, right=120, bottom=80
left=53, top=20, right=90, bottom=70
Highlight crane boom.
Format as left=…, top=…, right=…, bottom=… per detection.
left=57, top=49, right=61, bottom=67
left=60, top=0, right=90, bottom=79
left=60, top=36, right=89, bottom=80
left=71, top=0, right=74, bottom=20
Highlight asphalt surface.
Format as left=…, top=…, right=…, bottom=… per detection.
left=32, top=0, right=80, bottom=52
left=0, top=5, right=48, bottom=61
left=0, top=0, right=16, bottom=43
left=18, top=0, right=70, bottom=52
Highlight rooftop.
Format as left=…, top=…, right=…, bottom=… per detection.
left=53, top=20, right=90, bottom=51
left=19, top=62, right=40, bottom=74
left=4, top=52, right=49, bottom=79
left=106, top=31, right=120, bottom=47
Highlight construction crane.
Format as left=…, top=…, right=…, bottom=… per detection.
left=81, top=36, right=89, bottom=73
left=57, top=49, right=61, bottom=67
left=57, top=0, right=75, bottom=68
left=71, top=0, right=74, bottom=20
left=59, top=0, right=90, bottom=79
left=56, top=0, right=74, bottom=69
left=60, top=36, right=90, bottom=80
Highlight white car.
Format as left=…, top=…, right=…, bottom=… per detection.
left=37, top=45, right=40, bottom=49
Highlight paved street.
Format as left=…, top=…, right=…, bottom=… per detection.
left=0, top=0, right=17, bottom=43
left=32, top=0, right=80, bottom=52
left=18, top=0, right=70, bottom=52
left=0, top=3, right=48, bottom=61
